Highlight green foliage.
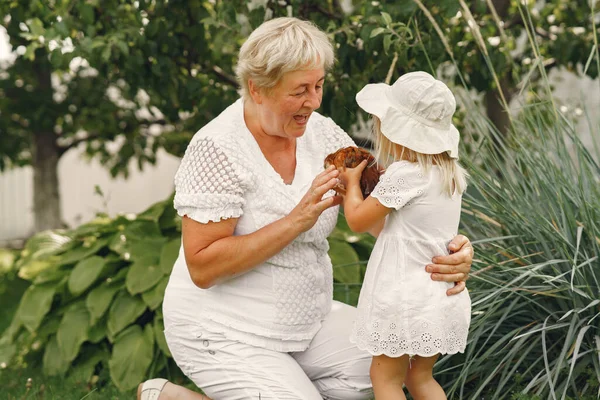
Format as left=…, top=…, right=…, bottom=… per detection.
left=1, top=0, right=596, bottom=170
left=0, top=197, right=180, bottom=392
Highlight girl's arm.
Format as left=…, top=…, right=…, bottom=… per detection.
left=341, top=160, right=393, bottom=233
left=367, top=219, right=385, bottom=237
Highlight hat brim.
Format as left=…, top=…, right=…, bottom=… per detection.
left=355, top=83, right=460, bottom=159
left=355, top=83, right=391, bottom=120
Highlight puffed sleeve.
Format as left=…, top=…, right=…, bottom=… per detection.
left=173, top=137, right=246, bottom=223
left=370, top=162, right=429, bottom=210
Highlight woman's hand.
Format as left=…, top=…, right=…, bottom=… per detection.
left=426, top=234, right=473, bottom=296
left=287, top=165, right=342, bottom=233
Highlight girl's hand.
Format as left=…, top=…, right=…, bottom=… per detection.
left=339, top=160, right=368, bottom=190
left=425, top=234, right=473, bottom=295
left=287, top=165, right=342, bottom=233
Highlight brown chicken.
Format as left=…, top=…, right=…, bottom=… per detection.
left=324, top=146, right=381, bottom=198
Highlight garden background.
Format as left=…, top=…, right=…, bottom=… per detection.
left=0, top=0, right=599, bottom=399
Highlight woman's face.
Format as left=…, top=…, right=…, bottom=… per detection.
left=253, top=67, right=325, bottom=139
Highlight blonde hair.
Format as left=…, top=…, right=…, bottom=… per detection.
left=372, top=116, right=468, bottom=196
left=235, top=17, right=335, bottom=99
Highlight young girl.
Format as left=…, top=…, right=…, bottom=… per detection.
left=340, top=71, right=471, bottom=400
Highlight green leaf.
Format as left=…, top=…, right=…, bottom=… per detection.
left=158, top=198, right=179, bottom=230
left=54, top=21, right=69, bottom=37
left=107, top=291, right=147, bottom=339
left=43, top=335, right=70, bottom=376
left=138, top=200, right=167, bottom=222
left=126, top=256, right=165, bottom=295
left=101, top=45, right=112, bottom=62
left=109, top=221, right=164, bottom=257
left=68, top=256, right=106, bottom=296
left=128, top=237, right=167, bottom=263
left=17, top=230, right=72, bottom=268
left=68, top=347, right=108, bottom=383
left=383, top=34, right=393, bottom=54
left=49, top=50, right=63, bottom=69
left=108, top=325, right=155, bottom=391
left=328, top=239, right=361, bottom=284
left=16, top=283, right=57, bottom=333
left=57, top=237, right=110, bottom=266
left=18, top=259, right=57, bottom=281
left=87, top=281, right=121, bottom=326
left=27, top=18, right=45, bottom=36
left=153, top=317, right=171, bottom=357
left=126, top=220, right=163, bottom=240
left=0, top=341, right=16, bottom=366
left=141, top=276, right=169, bottom=310
left=36, top=314, right=61, bottom=342
left=159, top=238, right=181, bottom=274
left=56, top=301, right=90, bottom=363
left=370, top=27, right=386, bottom=38
left=146, top=20, right=159, bottom=37
left=381, top=12, right=392, bottom=25
left=88, top=319, right=107, bottom=344
left=33, top=267, right=68, bottom=284
left=80, top=4, right=95, bottom=25
left=116, top=40, right=129, bottom=57
left=0, top=248, right=16, bottom=273
left=0, top=316, right=22, bottom=344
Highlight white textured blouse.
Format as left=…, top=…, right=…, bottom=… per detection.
left=163, top=99, right=355, bottom=351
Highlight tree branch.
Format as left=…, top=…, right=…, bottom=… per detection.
left=58, top=132, right=101, bottom=156
left=298, top=1, right=344, bottom=21
left=209, top=64, right=238, bottom=88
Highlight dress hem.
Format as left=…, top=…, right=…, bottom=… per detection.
left=350, top=337, right=466, bottom=358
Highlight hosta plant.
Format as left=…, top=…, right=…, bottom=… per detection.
left=0, top=197, right=181, bottom=391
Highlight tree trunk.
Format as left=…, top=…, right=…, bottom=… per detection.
left=484, top=88, right=512, bottom=140
left=32, top=130, right=63, bottom=232
left=484, top=0, right=515, bottom=143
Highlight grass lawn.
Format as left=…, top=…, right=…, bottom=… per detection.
left=0, top=366, right=133, bottom=400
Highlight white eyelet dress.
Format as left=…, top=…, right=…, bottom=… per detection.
left=163, top=99, right=355, bottom=352
left=349, top=161, right=471, bottom=357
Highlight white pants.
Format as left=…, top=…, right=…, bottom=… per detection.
left=164, top=301, right=373, bottom=400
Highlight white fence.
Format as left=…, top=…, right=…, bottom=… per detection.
left=0, top=167, right=34, bottom=242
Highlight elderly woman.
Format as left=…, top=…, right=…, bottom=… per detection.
left=138, top=17, right=473, bottom=400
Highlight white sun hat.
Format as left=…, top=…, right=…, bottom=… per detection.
left=356, top=71, right=460, bottom=158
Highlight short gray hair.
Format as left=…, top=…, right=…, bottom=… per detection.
left=235, top=17, right=335, bottom=99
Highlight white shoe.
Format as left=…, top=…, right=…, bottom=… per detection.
left=137, top=378, right=169, bottom=400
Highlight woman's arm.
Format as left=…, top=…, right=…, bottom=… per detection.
left=340, top=160, right=392, bottom=233
left=426, top=235, right=473, bottom=295
left=183, top=166, right=341, bottom=288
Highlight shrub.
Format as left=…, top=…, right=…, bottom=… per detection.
left=0, top=197, right=181, bottom=391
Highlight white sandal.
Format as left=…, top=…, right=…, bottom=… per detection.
left=137, top=378, right=169, bottom=400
